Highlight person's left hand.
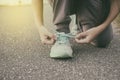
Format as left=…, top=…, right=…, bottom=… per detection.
left=75, top=27, right=101, bottom=44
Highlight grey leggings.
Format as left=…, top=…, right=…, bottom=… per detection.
left=48, top=0, right=113, bottom=47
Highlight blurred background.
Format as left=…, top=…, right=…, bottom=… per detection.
left=0, top=0, right=49, bottom=5
left=0, top=0, right=31, bottom=5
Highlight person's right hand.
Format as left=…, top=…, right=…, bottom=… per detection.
left=38, top=26, right=56, bottom=45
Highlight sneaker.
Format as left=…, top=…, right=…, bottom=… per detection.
left=50, top=32, right=73, bottom=58
left=71, top=25, right=79, bottom=36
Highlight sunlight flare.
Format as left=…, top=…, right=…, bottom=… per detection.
left=0, top=0, right=32, bottom=5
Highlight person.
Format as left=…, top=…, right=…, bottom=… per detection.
left=32, top=0, right=120, bottom=58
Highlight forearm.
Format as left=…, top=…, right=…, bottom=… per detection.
left=97, top=0, right=120, bottom=32
left=32, top=0, right=44, bottom=27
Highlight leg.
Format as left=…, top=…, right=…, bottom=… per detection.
left=48, top=0, right=76, bottom=58
left=76, top=0, right=113, bottom=48
left=48, top=0, right=76, bottom=33
left=94, top=25, right=113, bottom=48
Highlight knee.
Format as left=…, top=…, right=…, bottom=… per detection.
left=93, top=25, right=113, bottom=48
left=92, top=39, right=112, bottom=48
left=96, top=41, right=111, bottom=48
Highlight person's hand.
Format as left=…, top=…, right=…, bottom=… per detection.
left=39, top=26, right=56, bottom=45
left=75, top=27, right=100, bottom=44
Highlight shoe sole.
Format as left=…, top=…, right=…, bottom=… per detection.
left=50, top=53, right=73, bottom=59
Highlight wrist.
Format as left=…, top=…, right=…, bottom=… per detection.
left=95, top=24, right=107, bottom=33
left=93, top=26, right=103, bottom=35
left=36, top=25, right=45, bottom=33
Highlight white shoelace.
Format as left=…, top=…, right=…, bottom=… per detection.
left=55, top=32, right=75, bottom=44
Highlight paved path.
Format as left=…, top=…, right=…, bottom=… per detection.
left=0, top=5, right=120, bottom=80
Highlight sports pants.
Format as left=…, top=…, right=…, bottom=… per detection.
left=48, top=0, right=113, bottom=47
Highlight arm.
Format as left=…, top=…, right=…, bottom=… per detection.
left=32, top=0, right=44, bottom=27
left=32, top=0, right=55, bottom=44
left=75, top=0, right=120, bottom=44
left=96, top=0, right=120, bottom=33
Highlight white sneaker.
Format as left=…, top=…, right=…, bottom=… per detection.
left=50, top=32, right=73, bottom=58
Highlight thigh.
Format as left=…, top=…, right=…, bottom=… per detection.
left=95, top=25, right=113, bottom=47
left=77, top=0, right=111, bottom=26
left=48, top=0, right=77, bottom=15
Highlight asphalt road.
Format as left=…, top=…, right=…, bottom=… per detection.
left=0, top=5, right=120, bottom=80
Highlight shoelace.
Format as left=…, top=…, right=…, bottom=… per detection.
left=55, top=32, right=75, bottom=44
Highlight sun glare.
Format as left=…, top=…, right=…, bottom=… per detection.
left=0, top=0, right=33, bottom=34
left=0, top=0, right=32, bottom=5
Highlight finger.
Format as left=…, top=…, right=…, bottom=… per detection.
left=75, top=32, right=86, bottom=39
left=75, top=38, right=87, bottom=44
left=52, top=34, right=57, bottom=40
left=75, top=38, right=90, bottom=44
left=41, top=34, right=56, bottom=45
left=47, top=39, right=55, bottom=45
left=44, top=38, right=55, bottom=45
left=41, top=39, right=47, bottom=45
left=47, top=32, right=55, bottom=38
left=49, top=38, right=55, bottom=44
left=41, top=37, right=50, bottom=45
left=46, top=33, right=56, bottom=41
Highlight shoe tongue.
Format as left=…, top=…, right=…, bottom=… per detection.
left=56, top=32, right=69, bottom=44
